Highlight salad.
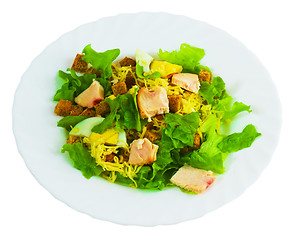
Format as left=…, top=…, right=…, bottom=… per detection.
left=53, top=43, right=261, bottom=194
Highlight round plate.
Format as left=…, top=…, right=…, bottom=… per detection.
left=13, top=12, right=281, bottom=226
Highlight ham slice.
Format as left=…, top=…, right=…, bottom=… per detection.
left=171, top=73, right=200, bottom=93
left=75, top=80, right=104, bottom=108
left=129, top=138, right=159, bottom=166
left=170, top=165, right=215, bottom=193
left=137, top=87, right=169, bottom=119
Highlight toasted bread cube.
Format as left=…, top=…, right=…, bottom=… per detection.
left=71, top=54, right=97, bottom=75
left=119, top=57, right=136, bottom=67
left=94, top=101, right=110, bottom=116
left=112, top=81, right=128, bottom=96
left=125, top=68, right=136, bottom=89
left=71, top=54, right=89, bottom=73
left=170, top=165, right=215, bottom=193
left=199, top=69, right=211, bottom=83
left=80, top=108, right=96, bottom=117
left=54, top=99, right=72, bottom=117
left=105, top=153, right=116, bottom=162
left=168, top=95, right=182, bottom=113
left=144, top=130, right=161, bottom=143
left=193, top=133, right=201, bottom=150
left=70, top=105, right=84, bottom=116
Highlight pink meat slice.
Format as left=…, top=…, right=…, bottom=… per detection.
left=137, top=87, right=169, bottom=119
left=171, top=73, right=200, bottom=93
left=129, top=138, right=159, bottom=166
left=75, top=80, right=104, bottom=108
left=170, top=165, right=216, bottom=193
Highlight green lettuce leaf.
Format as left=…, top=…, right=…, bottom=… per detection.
left=158, top=43, right=205, bottom=74
left=218, top=124, right=261, bottom=153
left=53, top=81, right=76, bottom=101
left=222, top=102, right=252, bottom=121
left=199, top=76, right=226, bottom=105
left=180, top=151, right=225, bottom=174
left=164, top=112, right=200, bottom=148
left=180, top=114, right=227, bottom=173
left=199, top=114, right=225, bottom=157
left=154, top=134, right=175, bottom=170
left=92, top=93, right=142, bottom=134
left=153, top=112, right=200, bottom=175
left=113, top=163, right=178, bottom=190
left=57, top=116, right=89, bottom=131
left=91, top=98, right=119, bottom=134
left=82, top=44, right=120, bottom=79
left=214, top=94, right=252, bottom=121
left=54, top=69, right=93, bottom=101
left=133, top=87, right=142, bottom=130
left=61, top=143, right=104, bottom=179
left=115, top=93, right=141, bottom=131
left=135, top=164, right=178, bottom=190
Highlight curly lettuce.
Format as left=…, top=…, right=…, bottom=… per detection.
left=159, top=43, right=205, bottom=73
left=82, top=44, right=120, bottom=79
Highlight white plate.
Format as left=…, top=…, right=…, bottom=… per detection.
left=13, top=12, right=281, bottom=226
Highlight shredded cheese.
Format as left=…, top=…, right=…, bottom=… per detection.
left=83, top=136, right=141, bottom=186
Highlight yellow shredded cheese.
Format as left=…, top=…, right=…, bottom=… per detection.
left=83, top=136, right=141, bottom=186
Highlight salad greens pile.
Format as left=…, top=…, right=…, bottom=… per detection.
left=54, top=43, right=261, bottom=191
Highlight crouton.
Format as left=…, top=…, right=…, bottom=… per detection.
left=70, top=105, right=84, bottom=116
left=112, top=81, right=128, bottom=96
left=144, top=130, right=161, bottom=143
left=105, top=153, right=116, bottom=162
left=154, top=114, right=165, bottom=121
left=119, top=149, right=130, bottom=162
left=54, top=99, right=72, bottom=117
left=199, top=69, right=211, bottom=83
left=119, top=57, right=136, bottom=67
left=80, top=108, right=96, bottom=117
left=71, top=54, right=89, bottom=73
left=168, top=95, right=182, bottom=113
left=66, top=135, right=81, bottom=144
left=125, top=67, right=137, bottom=89
left=146, top=121, right=154, bottom=130
left=193, top=133, right=201, bottom=150
left=71, top=54, right=97, bottom=75
left=125, top=129, right=139, bottom=144
left=94, top=101, right=110, bottom=116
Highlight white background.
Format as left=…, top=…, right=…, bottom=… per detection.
left=1, top=0, right=289, bottom=239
